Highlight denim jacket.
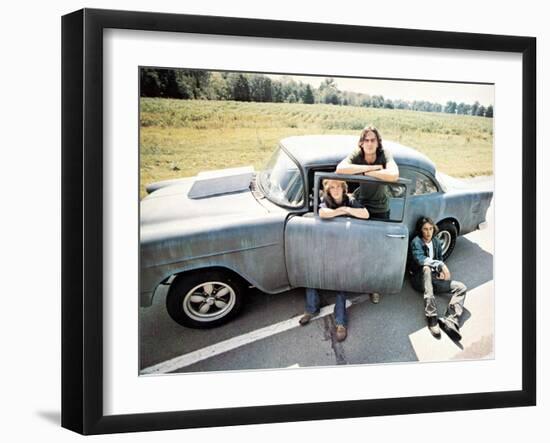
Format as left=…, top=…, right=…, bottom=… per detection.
left=409, top=235, right=443, bottom=274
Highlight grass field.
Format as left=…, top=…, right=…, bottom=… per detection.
left=140, top=98, right=493, bottom=198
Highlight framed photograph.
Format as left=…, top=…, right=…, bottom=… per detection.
left=62, top=8, right=536, bottom=435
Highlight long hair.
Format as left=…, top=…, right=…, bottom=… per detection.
left=358, top=125, right=384, bottom=157
left=322, top=179, right=349, bottom=209
left=415, top=216, right=439, bottom=236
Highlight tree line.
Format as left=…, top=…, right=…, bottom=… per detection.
left=140, top=68, right=493, bottom=117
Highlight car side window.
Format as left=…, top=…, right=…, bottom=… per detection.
left=401, top=168, right=439, bottom=195
left=316, top=177, right=406, bottom=222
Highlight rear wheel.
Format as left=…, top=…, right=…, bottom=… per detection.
left=436, top=220, right=458, bottom=261
left=166, top=270, right=245, bottom=329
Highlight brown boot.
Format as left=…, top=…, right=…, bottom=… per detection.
left=299, top=312, right=318, bottom=326
left=335, top=325, right=347, bottom=342
left=369, top=292, right=381, bottom=304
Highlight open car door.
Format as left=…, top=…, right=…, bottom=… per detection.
left=285, top=172, right=410, bottom=294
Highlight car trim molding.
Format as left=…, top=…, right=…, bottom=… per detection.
left=142, top=241, right=281, bottom=269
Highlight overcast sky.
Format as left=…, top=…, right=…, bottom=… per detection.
left=267, top=74, right=494, bottom=108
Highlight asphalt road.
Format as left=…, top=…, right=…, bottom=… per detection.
left=139, top=177, right=494, bottom=375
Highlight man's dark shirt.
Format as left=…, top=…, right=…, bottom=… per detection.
left=345, top=147, right=393, bottom=214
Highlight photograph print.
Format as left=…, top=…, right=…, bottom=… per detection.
left=138, top=68, right=494, bottom=375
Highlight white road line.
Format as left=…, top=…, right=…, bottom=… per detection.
left=141, top=294, right=370, bottom=375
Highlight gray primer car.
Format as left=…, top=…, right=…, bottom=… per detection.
left=140, top=135, right=493, bottom=328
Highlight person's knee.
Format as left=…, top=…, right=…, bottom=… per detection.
left=454, top=281, right=467, bottom=293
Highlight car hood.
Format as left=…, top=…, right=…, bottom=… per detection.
left=140, top=176, right=288, bottom=278
left=141, top=179, right=268, bottom=230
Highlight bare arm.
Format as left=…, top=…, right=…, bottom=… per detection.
left=319, top=207, right=348, bottom=219
left=363, top=158, right=399, bottom=182
left=319, top=206, right=370, bottom=220
left=335, top=159, right=382, bottom=175
left=343, top=206, right=370, bottom=219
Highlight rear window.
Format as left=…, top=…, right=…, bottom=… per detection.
left=400, top=168, right=439, bottom=195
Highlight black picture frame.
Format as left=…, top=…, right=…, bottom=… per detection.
left=61, top=8, right=536, bottom=435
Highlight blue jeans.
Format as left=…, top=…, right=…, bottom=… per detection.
left=305, top=288, right=348, bottom=326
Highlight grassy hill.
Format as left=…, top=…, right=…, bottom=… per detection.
left=140, top=98, right=493, bottom=198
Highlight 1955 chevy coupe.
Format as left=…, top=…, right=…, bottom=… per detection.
left=140, top=135, right=492, bottom=328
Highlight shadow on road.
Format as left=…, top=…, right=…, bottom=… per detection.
left=447, top=236, right=494, bottom=290
left=340, top=236, right=492, bottom=364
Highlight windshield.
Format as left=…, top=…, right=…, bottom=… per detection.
left=258, top=147, right=304, bottom=208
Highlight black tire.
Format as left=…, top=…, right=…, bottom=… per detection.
left=166, top=270, right=245, bottom=329
left=436, top=220, right=458, bottom=261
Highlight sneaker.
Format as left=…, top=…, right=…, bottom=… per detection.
left=439, top=317, right=462, bottom=341
left=369, top=292, right=381, bottom=304
left=426, top=316, right=441, bottom=338
left=335, top=324, right=347, bottom=342
left=299, top=311, right=319, bottom=326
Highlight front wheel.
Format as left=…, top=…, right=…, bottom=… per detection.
left=166, top=270, right=245, bottom=329
left=436, top=220, right=458, bottom=261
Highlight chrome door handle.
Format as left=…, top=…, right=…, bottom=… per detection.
left=386, top=234, right=406, bottom=238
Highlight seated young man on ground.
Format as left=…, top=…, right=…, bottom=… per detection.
left=409, top=216, right=467, bottom=341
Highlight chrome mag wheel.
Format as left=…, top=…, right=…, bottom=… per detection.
left=436, top=230, right=452, bottom=255
left=182, top=281, right=237, bottom=322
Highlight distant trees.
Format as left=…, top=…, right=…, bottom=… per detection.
left=139, top=68, right=493, bottom=117
left=231, top=74, right=251, bottom=101
left=249, top=75, right=273, bottom=102
left=303, top=84, right=315, bottom=104
left=139, top=68, right=212, bottom=99
left=445, top=101, right=457, bottom=114
left=207, top=72, right=231, bottom=100
left=370, top=95, right=385, bottom=108
left=471, top=101, right=480, bottom=117
left=140, top=68, right=162, bottom=97
left=280, top=77, right=302, bottom=103
left=317, top=78, right=340, bottom=105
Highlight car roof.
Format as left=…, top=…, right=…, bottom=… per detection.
left=280, top=134, right=436, bottom=176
